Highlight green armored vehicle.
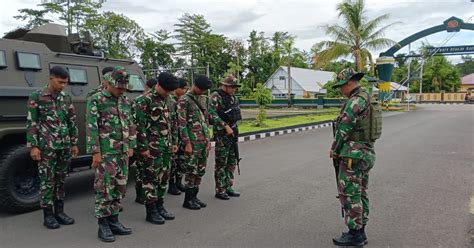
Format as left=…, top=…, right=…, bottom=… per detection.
left=0, top=23, right=145, bottom=213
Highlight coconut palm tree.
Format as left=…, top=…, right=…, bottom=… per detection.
left=313, top=0, right=398, bottom=73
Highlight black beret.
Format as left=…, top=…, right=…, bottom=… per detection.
left=146, top=78, right=158, bottom=88
left=101, top=66, right=114, bottom=76
left=158, top=72, right=178, bottom=91
left=177, top=78, right=188, bottom=89
left=194, top=75, right=212, bottom=90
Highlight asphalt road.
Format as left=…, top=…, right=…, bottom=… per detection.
left=0, top=104, right=472, bottom=248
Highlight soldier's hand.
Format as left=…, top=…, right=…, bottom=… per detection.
left=329, top=151, right=338, bottom=159
left=128, top=149, right=134, bottom=158
left=71, top=146, right=79, bottom=159
left=92, top=153, right=102, bottom=168
left=184, top=143, right=193, bottom=155
left=225, top=125, right=234, bottom=137
left=30, top=147, right=41, bottom=161
left=206, top=142, right=211, bottom=152
left=140, top=150, right=152, bottom=159
left=172, top=145, right=178, bottom=154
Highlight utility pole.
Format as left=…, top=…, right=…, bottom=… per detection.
left=287, top=55, right=292, bottom=107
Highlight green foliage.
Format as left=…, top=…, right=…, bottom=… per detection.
left=253, top=83, right=273, bottom=127
left=322, top=80, right=343, bottom=98
left=420, top=56, right=460, bottom=92
left=13, top=8, right=52, bottom=29
left=456, top=55, right=474, bottom=76
left=137, top=30, right=176, bottom=77
left=83, top=11, right=144, bottom=59
left=313, top=0, right=397, bottom=72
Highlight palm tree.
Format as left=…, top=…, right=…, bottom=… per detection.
left=313, top=0, right=398, bottom=73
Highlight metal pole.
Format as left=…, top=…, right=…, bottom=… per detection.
left=287, top=56, right=291, bottom=107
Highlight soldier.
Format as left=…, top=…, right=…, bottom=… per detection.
left=26, top=66, right=78, bottom=229
left=135, top=72, right=178, bottom=224
left=177, top=75, right=228, bottom=210
left=86, top=66, right=136, bottom=242
left=210, top=75, right=242, bottom=200
left=330, top=68, right=377, bottom=246
left=167, top=78, right=189, bottom=195
left=85, top=66, right=114, bottom=102
left=133, top=78, right=158, bottom=204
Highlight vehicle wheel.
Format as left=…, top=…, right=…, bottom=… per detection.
left=0, top=145, right=40, bottom=213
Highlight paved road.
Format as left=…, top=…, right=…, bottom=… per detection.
left=0, top=104, right=472, bottom=248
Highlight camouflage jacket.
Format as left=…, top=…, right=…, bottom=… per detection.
left=86, top=90, right=137, bottom=155
left=209, top=90, right=238, bottom=133
left=177, top=92, right=224, bottom=145
left=135, top=88, right=177, bottom=151
left=331, top=87, right=375, bottom=159
left=26, top=87, right=79, bottom=150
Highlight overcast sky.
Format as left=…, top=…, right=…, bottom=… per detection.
left=1, top=0, right=473, bottom=62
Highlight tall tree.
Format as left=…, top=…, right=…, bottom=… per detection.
left=313, top=0, right=397, bottom=73
left=246, top=31, right=274, bottom=90
left=83, top=11, right=144, bottom=59
left=13, top=8, right=52, bottom=29
left=137, top=30, right=176, bottom=76
left=456, top=55, right=474, bottom=76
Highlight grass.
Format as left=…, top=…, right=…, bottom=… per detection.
left=239, top=114, right=337, bottom=134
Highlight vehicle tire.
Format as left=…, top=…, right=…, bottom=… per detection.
left=0, top=145, right=40, bottom=213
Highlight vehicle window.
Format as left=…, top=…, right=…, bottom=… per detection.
left=17, top=52, right=41, bottom=70
left=128, top=74, right=145, bottom=91
left=68, top=68, right=88, bottom=84
left=0, top=50, right=6, bottom=68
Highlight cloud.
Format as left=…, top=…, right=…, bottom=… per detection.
left=211, top=10, right=266, bottom=34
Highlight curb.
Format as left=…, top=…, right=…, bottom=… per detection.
left=210, top=121, right=333, bottom=147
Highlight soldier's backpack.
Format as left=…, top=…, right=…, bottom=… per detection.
left=359, top=91, right=383, bottom=141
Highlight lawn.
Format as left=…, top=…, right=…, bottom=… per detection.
left=238, top=114, right=337, bottom=134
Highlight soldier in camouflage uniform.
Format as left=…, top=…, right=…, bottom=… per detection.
left=132, top=78, right=158, bottom=204
left=167, top=78, right=189, bottom=195
left=210, top=75, right=242, bottom=200
left=27, top=66, right=78, bottom=229
left=85, top=66, right=114, bottom=104
left=86, top=66, right=136, bottom=242
left=177, top=75, right=226, bottom=210
left=135, top=72, right=179, bottom=224
left=330, top=68, right=376, bottom=246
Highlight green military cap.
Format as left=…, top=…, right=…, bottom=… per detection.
left=333, top=68, right=364, bottom=89
left=104, top=66, right=130, bottom=89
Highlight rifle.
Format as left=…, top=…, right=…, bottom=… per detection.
left=332, top=120, right=344, bottom=218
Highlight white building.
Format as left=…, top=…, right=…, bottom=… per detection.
left=264, top=66, right=335, bottom=98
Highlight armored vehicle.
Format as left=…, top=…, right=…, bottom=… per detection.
left=0, top=23, right=145, bottom=213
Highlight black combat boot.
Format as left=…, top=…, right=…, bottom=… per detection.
left=98, top=217, right=115, bottom=242
left=145, top=203, right=165, bottom=224
left=332, top=229, right=365, bottom=246
left=193, top=187, right=207, bottom=208
left=215, top=192, right=230, bottom=200
left=183, top=188, right=201, bottom=210
left=53, top=200, right=75, bottom=225
left=135, top=186, right=145, bottom=204
left=167, top=178, right=182, bottom=195
left=43, top=206, right=60, bottom=229
left=176, top=175, right=185, bottom=192
left=156, top=199, right=175, bottom=220
left=342, top=225, right=368, bottom=245
left=107, top=214, right=132, bottom=235
left=226, top=188, right=241, bottom=197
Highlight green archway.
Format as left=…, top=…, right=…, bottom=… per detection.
left=376, top=16, right=474, bottom=100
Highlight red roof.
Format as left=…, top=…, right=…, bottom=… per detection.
left=461, top=73, right=474, bottom=85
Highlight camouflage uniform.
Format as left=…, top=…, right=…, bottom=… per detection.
left=26, top=87, right=78, bottom=208
left=135, top=88, right=177, bottom=204
left=177, top=92, right=224, bottom=188
left=331, top=86, right=375, bottom=231
left=86, top=78, right=136, bottom=218
left=168, top=95, right=186, bottom=184
left=209, top=90, right=238, bottom=194
left=132, top=93, right=149, bottom=201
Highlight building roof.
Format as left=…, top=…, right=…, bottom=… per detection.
left=461, top=73, right=474, bottom=85
left=279, top=66, right=335, bottom=92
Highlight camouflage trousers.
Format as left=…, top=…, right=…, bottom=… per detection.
left=142, top=148, right=172, bottom=204
left=170, top=149, right=186, bottom=182
left=214, top=137, right=237, bottom=193
left=38, top=148, right=71, bottom=208
left=135, top=156, right=144, bottom=190
left=94, top=154, right=129, bottom=218
left=184, top=143, right=209, bottom=188
left=337, top=156, right=374, bottom=230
